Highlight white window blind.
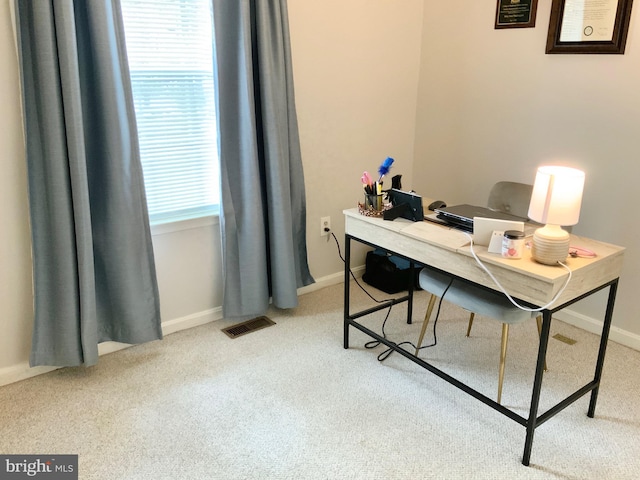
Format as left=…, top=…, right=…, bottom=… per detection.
left=121, top=0, right=219, bottom=223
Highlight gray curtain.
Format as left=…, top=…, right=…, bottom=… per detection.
left=15, top=0, right=162, bottom=367
left=212, top=0, right=314, bottom=318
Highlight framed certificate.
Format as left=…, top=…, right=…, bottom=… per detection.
left=495, top=0, right=538, bottom=29
left=546, top=0, right=634, bottom=53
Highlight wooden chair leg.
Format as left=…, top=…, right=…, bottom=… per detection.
left=415, top=295, right=437, bottom=356
left=497, top=323, right=509, bottom=404
left=466, top=312, right=475, bottom=337
left=535, top=315, right=548, bottom=372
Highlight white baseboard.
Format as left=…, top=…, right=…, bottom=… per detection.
left=554, top=309, right=640, bottom=351
left=298, top=265, right=365, bottom=295
left=0, top=364, right=60, bottom=388
left=95, top=307, right=224, bottom=356
left=2, top=266, right=636, bottom=386
left=0, top=269, right=360, bottom=387
left=159, top=307, right=223, bottom=335
left=0, top=307, right=224, bottom=387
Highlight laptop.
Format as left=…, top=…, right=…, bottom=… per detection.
left=433, top=204, right=526, bottom=232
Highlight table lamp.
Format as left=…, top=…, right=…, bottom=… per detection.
left=527, top=166, right=585, bottom=265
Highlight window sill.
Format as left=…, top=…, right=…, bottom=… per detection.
left=150, top=213, right=220, bottom=236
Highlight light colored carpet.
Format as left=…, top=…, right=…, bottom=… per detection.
left=1, top=282, right=639, bottom=479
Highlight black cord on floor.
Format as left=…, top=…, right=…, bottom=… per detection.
left=329, top=232, right=394, bottom=353
left=374, top=280, right=453, bottom=361
left=329, top=231, right=447, bottom=362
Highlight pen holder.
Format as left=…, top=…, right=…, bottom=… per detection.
left=364, top=193, right=383, bottom=212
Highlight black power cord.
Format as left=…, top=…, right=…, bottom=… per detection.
left=373, top=279, right=452, bottom=362
left=328, top=231, right=448, bottom=361
left=328, top=231, right=394, bottom=306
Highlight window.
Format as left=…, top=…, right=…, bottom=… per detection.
left=121, top=0, right=219, bottom=224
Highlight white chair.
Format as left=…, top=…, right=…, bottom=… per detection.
left=487, top=181, right=571, bottom=232
left=415, top=181, right=545, bottom=404
left=486, top=181, right=533, bottom=219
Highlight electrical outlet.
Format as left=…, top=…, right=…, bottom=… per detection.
left=320, top=216, right=331, bottom=236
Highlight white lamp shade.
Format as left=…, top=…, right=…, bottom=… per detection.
left=528, top=166, right=585, bottom=226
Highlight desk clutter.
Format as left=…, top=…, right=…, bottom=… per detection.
left=362, top=248, right=421, bottom=294
left=358, top=157, right=396, bottom=216
left=357, top=157, right=428, bottom=223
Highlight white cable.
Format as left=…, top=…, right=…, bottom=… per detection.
left=462, top=232, right=572, bottom=312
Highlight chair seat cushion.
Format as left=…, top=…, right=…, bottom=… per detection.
left=418, top=268, right=535, bottom=324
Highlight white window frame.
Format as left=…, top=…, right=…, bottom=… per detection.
left=121, top=0, right=220, bottom=227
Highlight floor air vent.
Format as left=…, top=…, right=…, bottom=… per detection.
left=553, top=333, right=577, bottom=345
left=221, top=316, right=276, bottom=339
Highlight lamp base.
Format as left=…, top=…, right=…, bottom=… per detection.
left=531, top=224, right=570, bottom=265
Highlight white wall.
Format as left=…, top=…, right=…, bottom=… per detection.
left=3, top=0, right=637, bottom=385
left=0, top=0, right=425, bottom=383
left=289, top=0, right=425, bottom=280
left=150, top=218, right=223, bottom=330
left=413, top=1, right=640, bottom=339
left=0, top=0, right=32, bottom=373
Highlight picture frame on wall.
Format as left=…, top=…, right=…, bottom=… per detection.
left=495, top=0, right=538, bottom=29
left=546, top=0, right=634, bottom=54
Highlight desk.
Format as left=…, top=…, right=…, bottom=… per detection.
left=342, top=208, right=624, bottom=465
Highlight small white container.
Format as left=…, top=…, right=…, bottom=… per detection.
left=502, top=230, right=525, bottom=259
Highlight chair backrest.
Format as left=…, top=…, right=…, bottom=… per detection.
left=486, top=181, right=533, bottom=219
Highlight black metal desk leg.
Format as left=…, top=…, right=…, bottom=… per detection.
left=343, top=235, right=351, bottom=349
left=522, top=310, right=552, bottom=466
left=588, top=279, right=618, bottom=417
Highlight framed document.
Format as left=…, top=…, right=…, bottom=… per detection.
left=546, top=0, right=634, bottom=53
left=495, top=0, right=538, bottom=29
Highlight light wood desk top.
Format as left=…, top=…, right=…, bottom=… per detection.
left=344, top=208, right=625, bottom=308
left=343, top=206, right=625, bottom=466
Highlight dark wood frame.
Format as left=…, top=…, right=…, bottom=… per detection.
left=546, top=0, right=634, bottom=54
left=495, top=0, right=538, bottom=29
